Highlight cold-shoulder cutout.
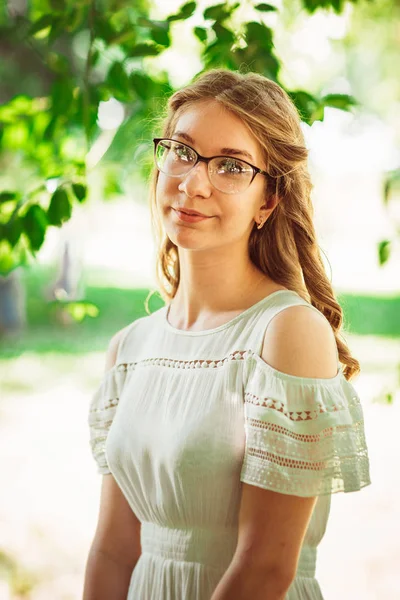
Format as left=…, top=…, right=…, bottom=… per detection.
left=249, top=350, right=343, bottom=384
left=240, top=351, right=371, bottom=497
left=260, top=302, right=340, bottom=380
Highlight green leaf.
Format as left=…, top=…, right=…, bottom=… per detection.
left=378, top=240, right=391, bottom=266
left=137, top=17, right=169, bottom=31
left=151, top=27, right=171, bottom=47
left=302, top=0, right=320, bottom=13
left=179, top=1, right=197, bottom=18
left=47, top=188, right=72, bottom=227
left=94, top=16, right=116, bottom=43
left=245, top=21, right=273, bottom=51
left=51, top=77, right=75, bottom=115
left=167, top=2, right=197, bottom=22
left=254, top=3, right=278, bottom=11
left=22, top=204, right=48, bottom=251
left=127, top=42, right=162, bottom=58
left=71, top=183, right=87, bottom=202
left=288, top=90, right=320, bottom=125
left=321, top=93, right=358, bottom=111
left=0, top=192, right=17, bottom=203
left=129, top=72, right=153, bottom=100
left=204, top=3, right=230, bottom=21
left=29, top=14, right=54, bottom=36
left=212, top=23, right=235, bottom=44
left=5, top=218, right=23, bottom=247
left=331, top=0, right=345, bottom=14
left=383, top=168, right=400, bottom=206
left=106, top=62, right=130, bottom=101
left=43, top=116, right=58, bottom=140
left=90, top=49, right=100, bottom=67
left=194, top=26, right=207, bottom=43
left=311, top=103, right=325, bottom=122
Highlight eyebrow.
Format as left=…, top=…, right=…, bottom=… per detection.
left=172, top=131, right=255, bottom=162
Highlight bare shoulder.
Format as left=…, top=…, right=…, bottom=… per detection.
left=104, top=324, right=132, bottom=372
left=261, top=304, right=338, bottom=379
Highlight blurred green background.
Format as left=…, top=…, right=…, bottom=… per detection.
left=0, top=0, right=399, bottom=598
left=1, top=264, right=400, bottom=358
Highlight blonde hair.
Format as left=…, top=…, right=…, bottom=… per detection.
left=146, top=68, right=360, bottom=381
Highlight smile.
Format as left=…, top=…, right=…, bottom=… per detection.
left=172, top=209, right=212, bottom=223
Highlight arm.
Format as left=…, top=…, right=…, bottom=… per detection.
left=83, top=328, right=142, bottom=600
left=211, top=306, right=338, bottom=600
left=83, top=474, right=142, bottom=599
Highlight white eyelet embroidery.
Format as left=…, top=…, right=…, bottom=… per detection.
left=115, top=350, right=250, bottom=372
left=247, top=418, right=336, bottom=441
left=244, top=392, right=344, bottom=421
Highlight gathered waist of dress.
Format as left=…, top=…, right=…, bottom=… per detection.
left=140, top=522, right=317, bottom=578
left=140, top=521, right=238, bottom=570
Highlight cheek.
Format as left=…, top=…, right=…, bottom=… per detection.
left=156, top=173, right=178, bottom=202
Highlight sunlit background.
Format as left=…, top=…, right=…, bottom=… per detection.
left=1, top=0, right=400, bottom=598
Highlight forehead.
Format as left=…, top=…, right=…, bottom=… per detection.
left=172, top=100, right=262, bottom=162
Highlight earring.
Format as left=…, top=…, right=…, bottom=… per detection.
left=256, top=219, right=265, bottom=230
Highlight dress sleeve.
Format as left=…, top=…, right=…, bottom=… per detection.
left=88, top=365, right=126, bottom=475
left=240, top=352, right=372, bottom=497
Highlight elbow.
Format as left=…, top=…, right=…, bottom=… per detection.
left=237, top=554, right=296, bottom=597
left=250, top=564, right=294, bottom=599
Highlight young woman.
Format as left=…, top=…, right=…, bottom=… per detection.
left=84, top=68, right=371, bottom=600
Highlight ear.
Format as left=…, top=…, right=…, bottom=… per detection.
left=257, top=194, right=280, bottom=223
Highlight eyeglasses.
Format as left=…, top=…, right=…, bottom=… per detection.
left=153, top=137, right=269, bottom=195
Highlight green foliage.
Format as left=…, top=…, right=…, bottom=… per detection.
left=378, top=240, right=391, bottom=266
left=0, top=0, right=362, bottom=276
left=254, top=3, right=278, bottom=11
left=302, top=0, right=358, bottom=13
left=47, top=188, right=72, bottom=227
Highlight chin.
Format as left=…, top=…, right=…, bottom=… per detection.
left=166, top=233, right=204, bottom=251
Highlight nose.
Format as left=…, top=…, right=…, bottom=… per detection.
left=177, top=160, right=212, bottom=197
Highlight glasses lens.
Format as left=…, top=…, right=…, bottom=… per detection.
left=209, top=157, right=253, bottom=194
left=155, top=140, right=197, bottom=177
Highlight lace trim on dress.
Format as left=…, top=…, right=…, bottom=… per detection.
left=116, top=350, right=248, bottom=371
left=244, top=392, right=361, bottom=421
left=104, top=350, right=342, bottom=381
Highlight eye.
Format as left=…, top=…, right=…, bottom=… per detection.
left=218, top=158, right=249, bottom=174
left=173, top=143, right=194, bottom=163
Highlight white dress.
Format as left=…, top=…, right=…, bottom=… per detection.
left=88, top=289, right=371, bottom=600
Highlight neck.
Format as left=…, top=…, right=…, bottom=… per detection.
left=169, top=246, right=275, bottom=329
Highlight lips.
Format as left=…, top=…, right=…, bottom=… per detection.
left=174, top=207, right=209, bottom=218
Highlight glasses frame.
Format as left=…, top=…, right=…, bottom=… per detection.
left=153, top=137, right=269, bottom=193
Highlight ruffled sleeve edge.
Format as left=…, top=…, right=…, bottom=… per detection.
left=240, top=350, right=372, bottom=496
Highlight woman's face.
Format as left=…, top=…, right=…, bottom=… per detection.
left=156, top=99, right=269, bottom=252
